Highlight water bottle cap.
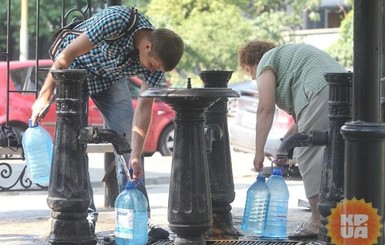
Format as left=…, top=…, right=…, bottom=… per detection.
left=272, top=168, right=283, bottom=176
left=125, top=180, right=136, bottom=190
left=256, top=174, right=266, bottom=181
left=28, top=119, right=38, bottom=127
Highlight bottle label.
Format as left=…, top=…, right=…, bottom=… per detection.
left=115, top=208, right=134, bottom=239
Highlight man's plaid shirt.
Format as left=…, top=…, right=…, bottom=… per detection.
left=53, top=6, right=164, bottom=95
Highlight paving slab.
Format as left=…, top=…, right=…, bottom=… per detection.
left=0, top=151, right=314, bottom=244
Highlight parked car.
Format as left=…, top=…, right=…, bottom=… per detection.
left=229, top=90, right=300, bottom=177
left=227, top=80, right=257, bottom=117
left=0, top=60, right=175, bottom=156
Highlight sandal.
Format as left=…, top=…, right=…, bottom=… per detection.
left=288, top=222, right=319, bottom=239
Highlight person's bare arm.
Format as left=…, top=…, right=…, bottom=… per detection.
left=129, top=82, right=154, bottom=180
left=31, top=33, right=94, bottom=124
left=253, top=69, right=277, bottom=171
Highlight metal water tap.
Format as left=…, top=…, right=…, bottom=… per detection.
left=276, top=130, right=328, bottom=159
left=78, top=127, right=131, bottom=155
left=204, top=124, right=223, bottom=153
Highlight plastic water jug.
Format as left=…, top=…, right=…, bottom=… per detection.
left=115, top=180, right=148, bottom=245
left=21, top=119, right=53, bottom=185
left=264, top=168, right=289, bottom=238
left=241, top=174, right=270, bottom=235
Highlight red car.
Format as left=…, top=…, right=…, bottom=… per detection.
left=0, top=60, right=175, bottom=156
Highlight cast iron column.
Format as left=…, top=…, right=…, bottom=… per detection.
left=141, top=84, right=238, bottom=244
left=381, top=77, right=385, bottom=123
left=103, top=0, right=122, bottom=208
left=168, top=97, right=212, bottom=244
left=47, top=70, right=96, bottom=244
left=382, top=78, right=385, bottom=123
left=200, top=70, right=240, bottom=239
left=382, top=0, right=385, bottom=123
left=317, top=72, right=352, bottom=243
left=340, top=1, right=385, bottom=244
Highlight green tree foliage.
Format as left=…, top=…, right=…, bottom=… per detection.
left=238, top=0, right=322, bottom=43
left=144, top=0, right=334, bottom=85
left=326, top=0, right=353, bottom=67
left=326, top=10, right=353, bottom=67
left=123, top=0, right=150, bottom=11
left=145, top=0, right=254, bottom=86
left=0, top=0, right=106, bottom=60
left=0, top=0, right=353, bottom=83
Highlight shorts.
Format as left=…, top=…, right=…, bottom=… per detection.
left=295, top=85, right=328, bottom=198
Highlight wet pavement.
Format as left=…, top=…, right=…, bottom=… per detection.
left=0, top=150, right=315, bottom=245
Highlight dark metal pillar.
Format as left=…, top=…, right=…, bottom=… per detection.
left=103, top=153, right=118, bottom=208
left=380, top=0, right=385, bottom=123
left=141, top=84, right=238, bottom=244
left=168, top=97, right=213, bottom=245
left=317, top=72, right=352, bottom=243
left=103, top=0, right=122, bottom=209
left=199, top=71, right=240, bottom=239
left=340, top=1, right=385, bottom=244
left=47, top=70, right=96, bottom=244
left=382, top=77, right=385, bottom=122
left=351, top=1, right=381, bottom=122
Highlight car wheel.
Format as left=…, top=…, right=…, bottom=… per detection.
left=158, top=124, right=174, bottom=156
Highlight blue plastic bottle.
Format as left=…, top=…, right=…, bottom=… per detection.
left=21, top=119, right=53, bottom=185
left=264, top=168, right=289, bottom=238
left=241, top=174, right=270, bottom=236
left=115, top=180, right=148, bottom=245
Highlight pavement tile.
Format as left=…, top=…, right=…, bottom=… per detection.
left=0, top=152, right=315, bottom=244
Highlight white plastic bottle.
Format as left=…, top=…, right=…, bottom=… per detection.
left=21, top=119, right=53, bottom=185
left=115, top=180, right=148, bottom=245
left=264, top=168, right=289, bottom=238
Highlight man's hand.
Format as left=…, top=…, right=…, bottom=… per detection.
left=129, top=157, right=144, bottom=180
left=30, top=70, right=58, bottom=125
left=31, top=97, right=51, bottom=125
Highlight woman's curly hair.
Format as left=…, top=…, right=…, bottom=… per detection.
left=238, top=40, right=276, bottom=71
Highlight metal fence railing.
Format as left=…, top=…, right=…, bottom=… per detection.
left=0, top=0, right=96, bottom=191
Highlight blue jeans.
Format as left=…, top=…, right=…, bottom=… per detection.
left=81, top=78, right=149, bottom=212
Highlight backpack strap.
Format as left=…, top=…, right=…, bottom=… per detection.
left=48, top=29, right=83, bottom=59
left=50, top=20, right=84, bottom=40
left=48, top=7, right=139, bottom=59
left=106, top=7, right=138, bottom=42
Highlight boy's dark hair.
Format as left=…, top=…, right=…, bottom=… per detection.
left=149, top=28, right=184, bottom=71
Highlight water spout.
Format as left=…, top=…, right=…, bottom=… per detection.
left=276, top=130, right=328, bottom=158
left=204, top=124, right=223, bottom=153
left=78, top=127, right=131, bottom=155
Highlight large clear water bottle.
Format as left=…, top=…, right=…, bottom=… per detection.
left=115, top=180, right=148, bottom=245
left=21, top=119, right=53, bottom=185
left=264, top=168, right=289, bottom=238
left=241, top=174, right=270, bottom=236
